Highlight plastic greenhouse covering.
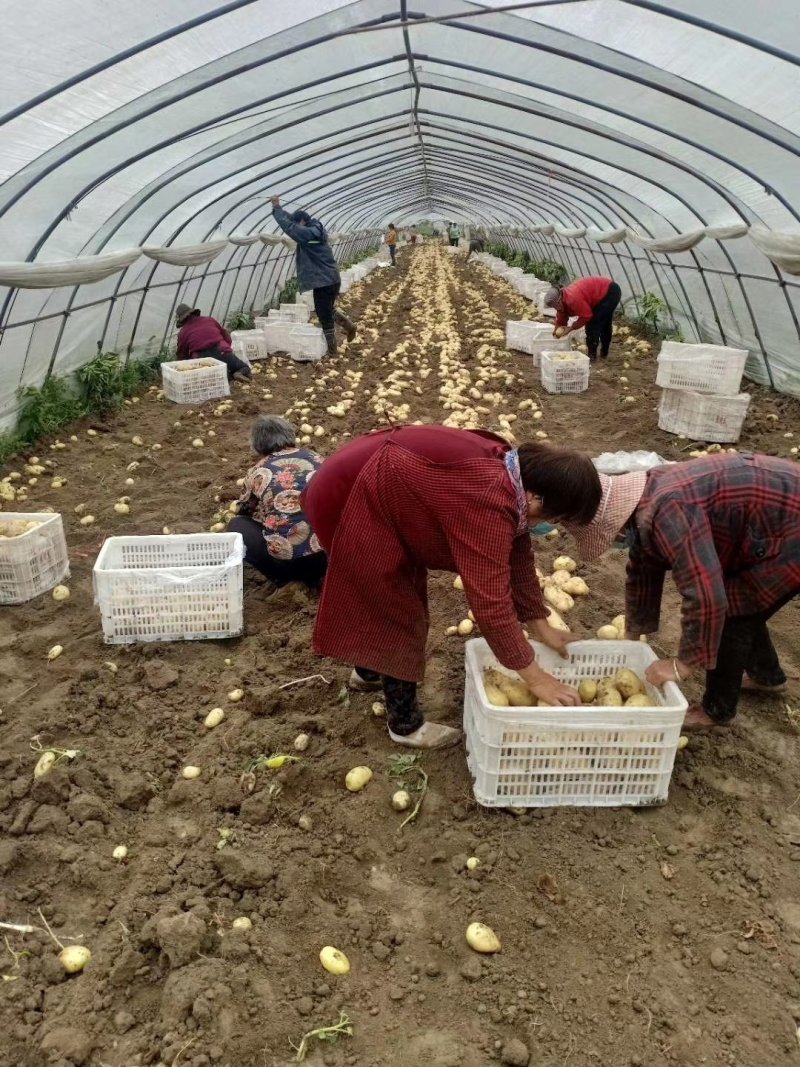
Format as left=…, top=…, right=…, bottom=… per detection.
left=2, top=0, right=800, bottom=431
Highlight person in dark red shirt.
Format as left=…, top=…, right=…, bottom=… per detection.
left=566, top=453, right=800, bottom=730
left=174, top=304, right=251, bottom=381
left=303, top=425, right=601, bottom=749
left=545, top=276, right=621, bottom=361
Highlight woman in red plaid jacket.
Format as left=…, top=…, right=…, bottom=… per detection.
left=568, top=452, right=800, bottom=730
left=304, top=425, right=601, bottom=749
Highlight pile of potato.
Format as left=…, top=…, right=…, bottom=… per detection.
left=482, top=666, right=656, bottom=708
left=0, top=519, right=42, bottom=538
left=175, top=361, right=216, bottom=372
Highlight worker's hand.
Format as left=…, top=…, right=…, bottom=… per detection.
left=645, top=658, right=692, bottom=687
left=529, top=673, right=582, bottom=707
left=518, top=662, right=581, bottom=706
left=270, top=195, right=280, bottom=207
left=529, top=618, right=576, bottom=659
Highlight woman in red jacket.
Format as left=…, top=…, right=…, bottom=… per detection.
left=174, top=304, right=251, bottom=381
left=303, top=425, right=601, bottom=749
left=545, top=277, right=621, bottom=361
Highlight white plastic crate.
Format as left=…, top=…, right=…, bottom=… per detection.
left=279, top=302, right=310, bottom=323
left=289, top=324, right=327, bottom=362
left=296, top=291, right=315, bottom=308
left=161, top=358, right=230, bottom=404
left=658, top=388, right=751, bottom=443
left=506, top=320, right=559, bottom=353
left=656, top=342, right=748, bottom=394
left=254, top=316, right=269, bottom=330
left=0, top=512, right=69, bottom=605
left=540, top=350, right=591, bottom=394
left=93, top=533, right=244, bottom=644
left=464, top=638, right=687, bottom=808
left=231, top=330, right=268, bottom=362
left=263, top=320, right=296, bottom=354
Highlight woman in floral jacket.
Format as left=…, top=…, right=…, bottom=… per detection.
left=229, top=416, right=327, bottom=587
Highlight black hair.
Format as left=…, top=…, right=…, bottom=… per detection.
left=518, top=441, right=601, bottom=525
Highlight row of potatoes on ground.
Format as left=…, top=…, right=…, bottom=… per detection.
left=483, top=666, right=656, bottom=709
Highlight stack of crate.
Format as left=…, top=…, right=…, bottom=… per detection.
left=656, top=342, right=750, bottom=443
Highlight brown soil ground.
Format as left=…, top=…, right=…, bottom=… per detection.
left=2, top=245, right=800, bottom=1067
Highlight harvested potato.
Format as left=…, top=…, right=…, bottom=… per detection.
left=544, top=607, right=569, bottom=633
left=613, top=668, right=643, bottom=700
left=544, top=585, right=574, bottom=613
left=553, top=555, right=577, bottom=573
left=484, top=681, right=510, bottom=706
left=625, top=693, right=656, bottom=707
left=597, top=624, right=619, bottom=640
left=611, top=614, right=626, bottom=634
left=577, top=679, right=597, bottom=703
left=562, top=576, right=589, bottom=596
left=486, top=668, right=534, bottom=707
left=549, top=568, right=573, bottom=589
left=596, top=678, right=623, bottom=706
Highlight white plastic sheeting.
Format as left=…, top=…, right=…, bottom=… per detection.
left=1, top=0, right=800, bottom=428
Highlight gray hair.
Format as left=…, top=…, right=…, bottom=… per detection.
left=544, top=286, right=562, bottom=308
left=250, top=415, right=297, bottom=455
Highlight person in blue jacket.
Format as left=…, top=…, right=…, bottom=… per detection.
left=271, top=196, right=357, bottom=355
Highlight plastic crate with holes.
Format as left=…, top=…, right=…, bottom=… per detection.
left=161, top=358, right=230, bottom=404
left=656, top=342, right=748, bottom=395
left=0, top=512, right=69, bottom=605
left=231, top=330, right=268, bottom=362
left=279, top=302, right=310, bottom=323
left=296, top=290, right=315, bottom=309
left=263, top=319, right=296, bottom=354
left=288, top=324, right=327, bottom=362
left=464, top=638, right=687, bottom=808
left=505, top=321, right=571, bottom=362
left=93, top=533, right=244, bottom=644
left=658, top=388, right=751, bottom=443
left=540, top=349, right=591, bottom=394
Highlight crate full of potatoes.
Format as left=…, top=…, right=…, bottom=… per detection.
left=463, top=638, right=687, bottom=809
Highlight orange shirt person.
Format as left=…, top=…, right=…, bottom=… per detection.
left=385, top=223, right=398, bottom=265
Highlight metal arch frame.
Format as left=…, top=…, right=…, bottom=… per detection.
left=4, top=8, right=799, bottom=249
left=1, top=11, right=797, bottom=391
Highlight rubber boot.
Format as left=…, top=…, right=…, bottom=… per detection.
left=334, top=310, right=357, bottom=342
left=323, top=328, right=338, bottom=356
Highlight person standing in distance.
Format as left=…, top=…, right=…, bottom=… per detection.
left=270, top=196, right=357, bottom=356
left=385, top=222, right=398, bottom=265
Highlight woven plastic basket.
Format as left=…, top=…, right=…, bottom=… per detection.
left=279, top=303, right=310, bottom=323
left=93, top=533, right=244, bottom=644
left=264, top=320, right=296, bottom=353
left=656, top=342, right=748, bottom=395
left=0, top=512, right=69, bottom=605
left=288, top=324, right=327, bottom=362
left=540, top=350, right=591, bottom=394
left=231, top=330, right=268, bottom=362
left=658, top=388, right=751, bottom=443
left=464, top=638, right=686, bottom=808
left=161, top=359, right=230, bottom=404
left=505, top=321, right=570, bottom=355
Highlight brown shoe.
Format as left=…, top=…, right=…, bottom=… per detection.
left=682, top=704, right=731, bottom=731
left=741, top=673, right=787, bottom=694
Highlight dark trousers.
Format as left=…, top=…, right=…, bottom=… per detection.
left=194, top=344, right=251, bottom=378
left=388, top=244, right=396, bottom=263
left=354, top=668, right=424, bottom=736
left=313, top=282, right=341, bottom=333
left=228, top=515, right=327, bottom=588
left=585, top=282, right=621, bottom=360
left=703, top=591, right=796, bottom=722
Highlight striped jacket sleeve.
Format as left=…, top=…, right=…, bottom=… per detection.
left=642, top=500, right=729, bottom=668
left=446, top=510, right=536, bottom=672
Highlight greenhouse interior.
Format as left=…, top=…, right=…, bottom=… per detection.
left=1, top=3, right=800, bottom=1066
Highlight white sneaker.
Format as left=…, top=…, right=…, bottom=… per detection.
left=388, top=722, right=462, bottom=749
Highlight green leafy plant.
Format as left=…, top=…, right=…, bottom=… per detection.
left=277, top=277, right=299, bottom=305
left=225, top=309, right=255, bottom=331
left=388, top=753, right=429, bottom=830
left=16, top=377, right=85, bottom=442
